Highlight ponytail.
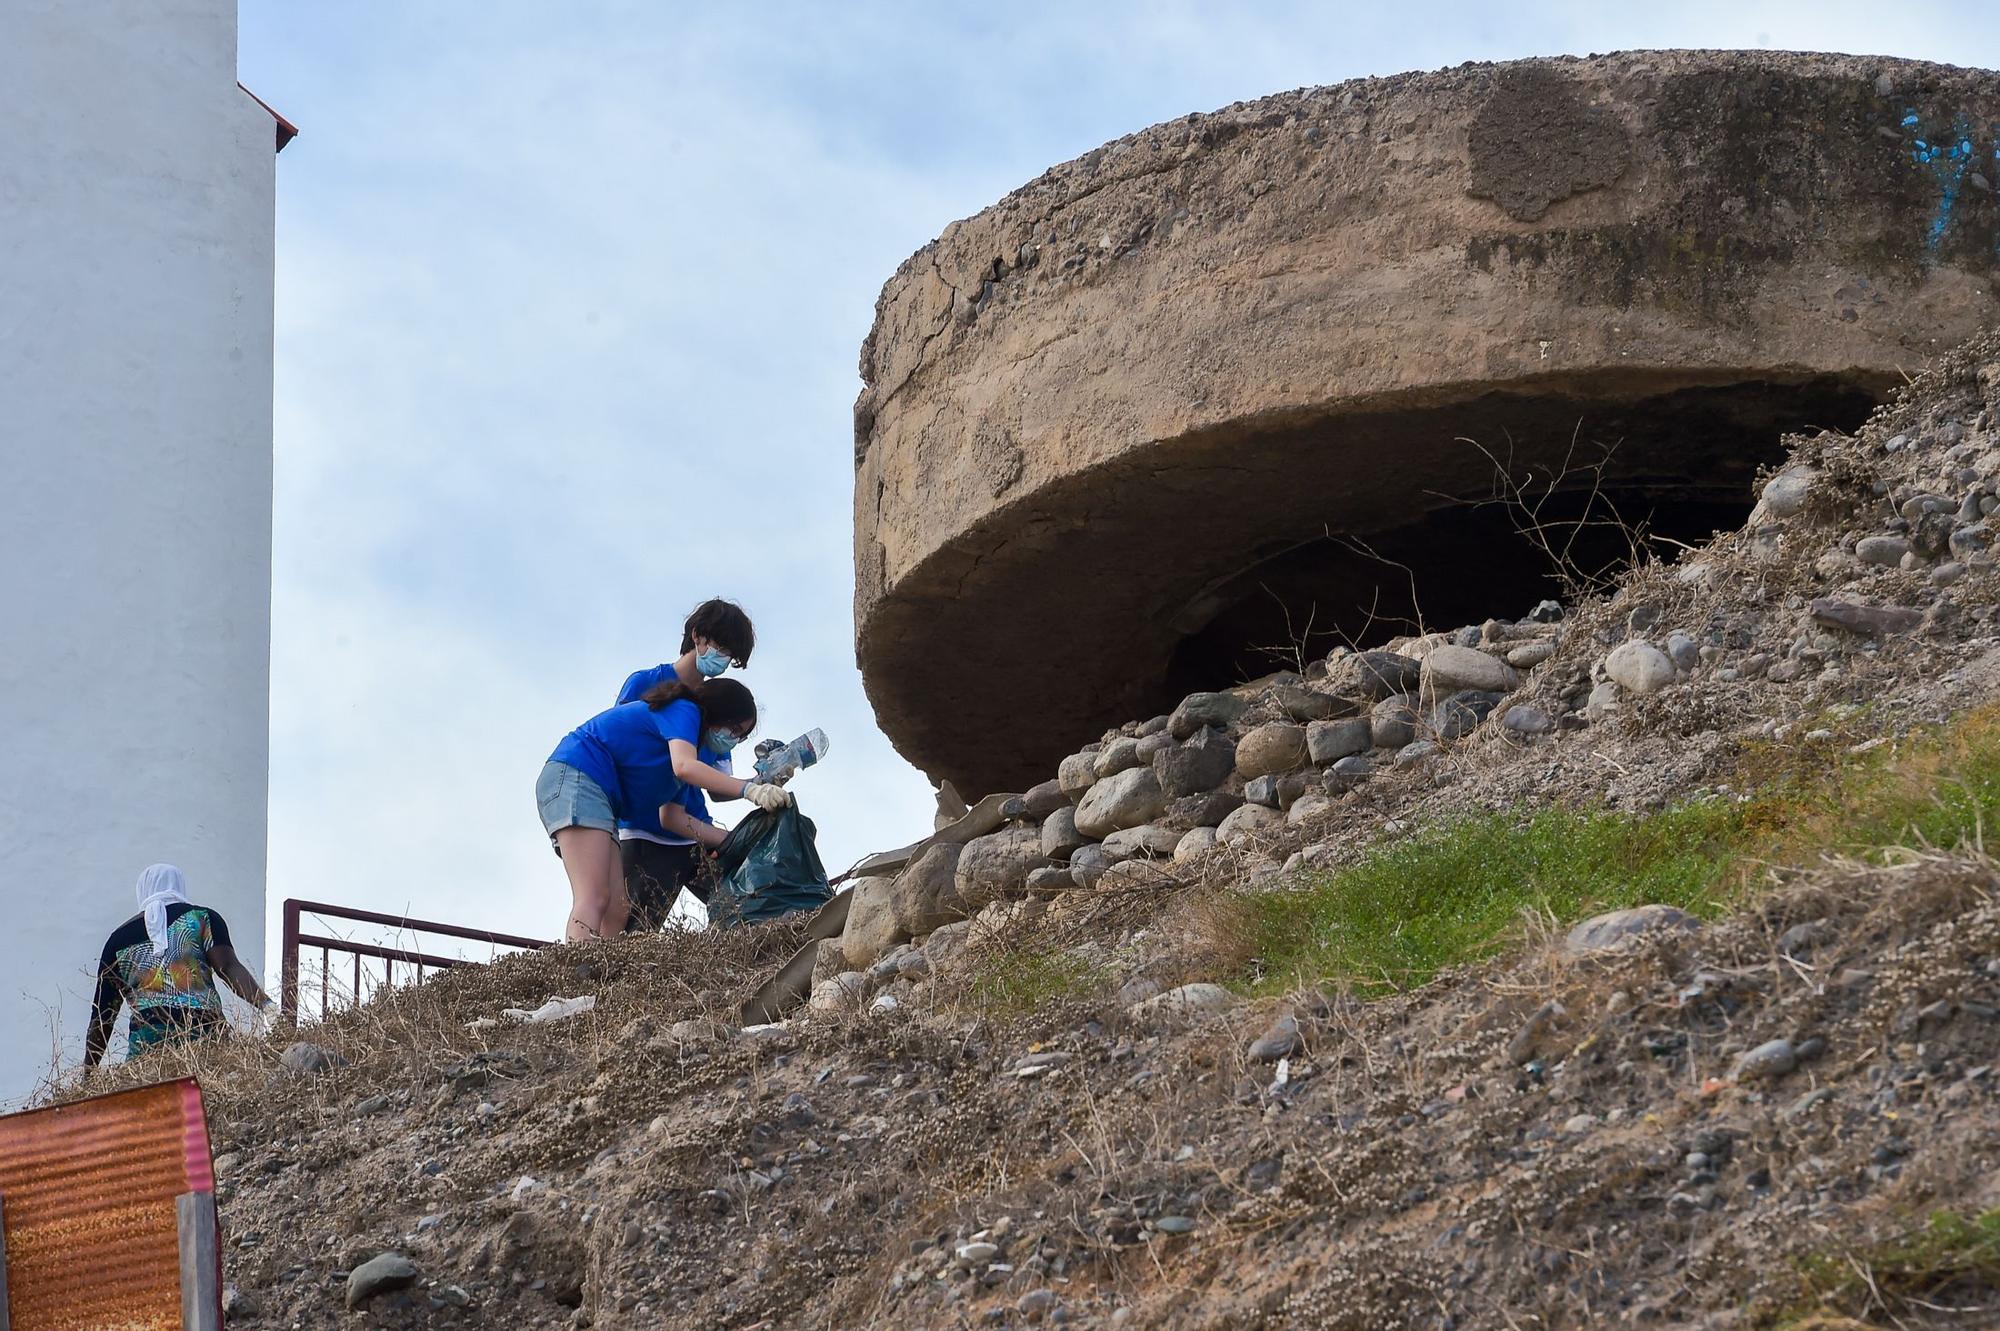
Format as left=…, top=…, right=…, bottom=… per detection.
left=641, top=676, right=757, bottom=735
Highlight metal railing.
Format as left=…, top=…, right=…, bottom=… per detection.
left=279, top=898, right=551, bottom=1023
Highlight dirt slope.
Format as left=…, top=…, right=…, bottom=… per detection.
left=58, top=334, right=2000, bottom=1329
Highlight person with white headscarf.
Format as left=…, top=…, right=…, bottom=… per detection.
left=84, top=863, right=271, bottom=1069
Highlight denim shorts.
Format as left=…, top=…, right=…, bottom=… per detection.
left=536, top=760, right=617, bottom=842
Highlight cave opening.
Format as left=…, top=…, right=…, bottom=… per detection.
left=1160, top=375, right=1881, bottom=703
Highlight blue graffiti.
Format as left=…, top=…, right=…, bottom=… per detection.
left=1901, top=108, right=1980, bottom=252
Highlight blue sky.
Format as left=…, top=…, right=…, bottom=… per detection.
left=240, top=2, right=2000, bottom=954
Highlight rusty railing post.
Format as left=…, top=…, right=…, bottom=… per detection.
left=279, top=898, right=301, bottom=1024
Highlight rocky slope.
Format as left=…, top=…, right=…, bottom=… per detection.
left=61, top=334, right=2000, bottom=1328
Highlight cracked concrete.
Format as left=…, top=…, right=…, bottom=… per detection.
left=854, top=51, right=2000, bottom=795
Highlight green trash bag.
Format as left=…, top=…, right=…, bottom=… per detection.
left=709, top=805, right=831, bottom=927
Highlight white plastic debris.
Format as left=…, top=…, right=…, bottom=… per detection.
left=1271, top=1057, right=1291, bottom=1091
left=502, top=995, right=596, bottom=1024
left=464, top=1016, right=499, bottom=1031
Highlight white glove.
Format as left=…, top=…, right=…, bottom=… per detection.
left=742, top=782, right=793, bottom=812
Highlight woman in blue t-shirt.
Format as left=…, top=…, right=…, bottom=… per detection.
left=539, top=677, right=791, bottom=941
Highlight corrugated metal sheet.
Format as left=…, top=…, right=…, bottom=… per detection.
left=0, top=1078, right=214, bottom=1330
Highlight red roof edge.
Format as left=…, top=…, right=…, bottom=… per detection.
left=238, top=82, right=298, bottom=153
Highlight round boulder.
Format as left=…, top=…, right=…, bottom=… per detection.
left=1074, top=766, right=1169, bottom=838
left=1235, top=723, right=1309, bottom=779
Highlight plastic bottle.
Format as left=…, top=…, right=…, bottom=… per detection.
left=753, top=728, right=829, bottom=784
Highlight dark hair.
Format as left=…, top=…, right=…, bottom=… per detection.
left=679, top=598, right=755, bottom=665
left=641, top=676, right=757, bottom=736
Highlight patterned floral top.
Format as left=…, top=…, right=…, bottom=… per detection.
left=87, top=901, right=234, bottom=1061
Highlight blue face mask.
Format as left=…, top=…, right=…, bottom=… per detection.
left=695, top=648, right=731, bottom=678
left=705, top=727, right=742, bottom=755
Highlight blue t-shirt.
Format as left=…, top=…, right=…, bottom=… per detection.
left=548, top=699, right=700, bottom=825
left=616, top=662, right=685, bottom=706
left=614, top=664, right=728, bottom=842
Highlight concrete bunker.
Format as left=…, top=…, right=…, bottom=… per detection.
left=855, top=52, right=2000, bottom=795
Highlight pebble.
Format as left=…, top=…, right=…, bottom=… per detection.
left=1286, top=793, right=1333, bottom=825
left=1057, top=750, right=1099, bottom=798
left=1074, top=766, right=1169, bottom=838
left=1068, top=844, right=1113, bottom=888
left=1017, top=1288, right=1061, bottom=1320
left=1247, top=1013, right=1300, bottom=1062
left=1129, top=983, right=1237, bottom=1024
left=1370, top=695, right=1421, bottom=748
left=345, top=1251, right=420, bottom=1309
left=1306, top=717, right=1370, bottom=764
left=1778, top=921, right=1828, bottom=958
left=1761, top=467, right=1817, bottom=518
left=1024, top=865, right=1072, bottom=896
left=1169, top=691, right=1250, bottom=740
left=1501, top=704, right=1553, bottom=736
left=1102, top=823, right=1180, bottom=858
left=1855, top=534, right=1910, bottom=566
left=809, top=972, right=868, bottom=1015
left=1154, top=725, right=1237, bottom=797
left=1810, top=597, right=1922, bottom=637
left=1507, top=1000, right=1565, bottom=1066
left=1734, top=1038, right=1798, bottom=1082
left=1327, top=754, right=1373, bottom=788
left=1173, top=827, right=1217, bottom=861
left=1092, top=736, right=1144, bottom=779
left=1505, top=640, right=1555, bottom=669
left=1039, top=806, right=1086, bottom=859
left=1565, top=904, right=1699, bottom=953
left=955, top=1241, right=999, bottom=1266
left=1605, top=640, right=1674, bottom=694
left=1325, top=649, right=1424, bottom=699
left=1427, top=689, right=1499, bottom=738
left=279, top=1042, right=341, bottom=1076
left=1235, top=723, right=1310, bottom=779
left=1665, top=631, right=1700, bottom=672
left=1394, top=740, right=1440, bottom=768
left=1152, top=1215, right=1198, bottom=1235
left=1216, top=803, right=1283, bottom=843
left=1562, top=1114, right=1596, bottom=1135
left=1422, top=644, right=1520, bottom=694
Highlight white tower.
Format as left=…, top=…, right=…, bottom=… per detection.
left=0, top=0, right=283, bottom=1101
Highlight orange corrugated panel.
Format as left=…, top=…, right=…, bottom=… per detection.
left=0, top=1078, right=216, bottom=1330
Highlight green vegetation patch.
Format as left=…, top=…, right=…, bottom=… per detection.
left=1240, top=800, right=1746, bottom=996
left=1778, top=1207, right=2000, bottom=1323
left=969, top=947, right=1107, bottom=1013
left=1239, top=702, right=2000, bottom=997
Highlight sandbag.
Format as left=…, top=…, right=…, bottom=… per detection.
left=709, top=805, right=831, bottom=927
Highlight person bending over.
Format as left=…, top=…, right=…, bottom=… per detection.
left=620, top=733, right=729, bottom=931
left=84, top=864, right=271, bottom=1071
left=538, top=677, right=789, bottom=941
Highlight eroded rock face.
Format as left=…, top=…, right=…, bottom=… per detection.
left=856, top=51, right=2000, bottom=794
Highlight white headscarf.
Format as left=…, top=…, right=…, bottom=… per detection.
left=136, top=864, right=191, bottom=955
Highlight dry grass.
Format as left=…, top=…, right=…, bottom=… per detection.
left=48, top=916, right=821, bottom=1115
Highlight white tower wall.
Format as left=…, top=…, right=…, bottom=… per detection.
left=0, top=0, right=275, bottom=1101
